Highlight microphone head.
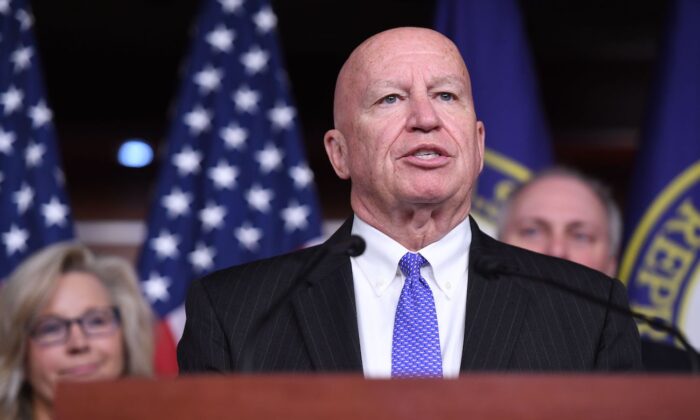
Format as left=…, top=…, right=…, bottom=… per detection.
left=345, top=235, right=366, bottom=257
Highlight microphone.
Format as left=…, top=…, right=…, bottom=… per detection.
left=240, top=234, right=366, bottom=372
left=331, top=234, right=366, bottom=257
left=473, top=254, right=700, bottom=373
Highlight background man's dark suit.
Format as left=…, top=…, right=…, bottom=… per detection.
left=177, top=217, right=642, bottom=373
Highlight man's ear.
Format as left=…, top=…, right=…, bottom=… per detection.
left=476, top=120, right=486, bottom=173
left=324, top=129, right=351, bottom=179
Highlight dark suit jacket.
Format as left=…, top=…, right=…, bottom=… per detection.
left=177, top=216, right=642, bottom=373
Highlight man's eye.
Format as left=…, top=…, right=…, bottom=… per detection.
left=572, top=232, right=595, bottom=243
left=438, top=92, right=455, bottom=101
left=381, top=94, right=399, bottom=104
left=519, top=227, right=541, bottom=237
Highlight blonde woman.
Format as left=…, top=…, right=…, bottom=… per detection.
left=0, top=242, right=153, bottom=420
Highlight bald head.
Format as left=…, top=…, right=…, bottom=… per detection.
left=333, top=27, right=472, bottom=132
left=322, top=26, right=486, bottom=249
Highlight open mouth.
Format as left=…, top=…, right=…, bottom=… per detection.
left=413, top=150, right=442, bottom=159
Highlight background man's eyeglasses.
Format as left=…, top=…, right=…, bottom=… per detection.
left=29, top=307, right=121, bottom=346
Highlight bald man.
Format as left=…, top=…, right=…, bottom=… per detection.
left=178, top=27, right=641, bottom=376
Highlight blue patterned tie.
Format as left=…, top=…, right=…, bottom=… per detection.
left=392, top=252, right=443, bottom=378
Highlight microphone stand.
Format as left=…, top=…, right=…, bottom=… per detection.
left=475, top=256, right=700, bottom=373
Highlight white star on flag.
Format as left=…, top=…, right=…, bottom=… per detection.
left=219, top=0, right=244, bottom=13
left=28, top=101, right=52, bottom=128
left=289, top=164, right=314, bottom=189
left=232, top=86, right=260, bottom=113
left=1, top=86, right=23, bottom=114
left=0, top=128, right=15, bottom=154
left=240, top=46, right=269, bottom=74
left=11, top=46, right=32, bottom=72
left=142, top=272, right=171, bottom=303
left=255, top=143, right=283, bottom=173
left=245, top=184, right=274, bottom=212
left=235, top=223, right=263, bottom=251
left=3, top=224, right=29, bottom=256
left=189, top=243, right=216, bottom=271
left=220, top=123, right=248, bottom=149
left=268, top=103, right=296, bottom=130
left=0, top=0, right=10, bottom=14
left=208, top=160, right=239, bottom=189
left=206, top=25, right=235, bottom=53
left=41, top=197, right=69, bottom=227
left=199, top=202, right=227, bottom=231
left=25, top=141, right=45, bottom=167
left=16, top=9, right=32, bottom=30
left=253, top=7, right=277, bottom=33
left=172, top=146, right=203, bottom=176
left=151, top=231, right=180, bottom=259
left=193, top=65, right=223, bottom=94
left=13, top=183, right=33, bottom=214
left=184, top=105, right=212, bottom=134
left=281, top=202, right=311, bottom=232
left=161, top=188, right=192, bottom=218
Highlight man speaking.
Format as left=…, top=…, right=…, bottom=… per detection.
left=177, top=27, right=642, bottom=376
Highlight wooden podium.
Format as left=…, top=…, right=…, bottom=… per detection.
left=54, top=374, right=700, bottom=419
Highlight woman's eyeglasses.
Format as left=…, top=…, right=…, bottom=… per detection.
left=29, top=307, right=121, bottom=346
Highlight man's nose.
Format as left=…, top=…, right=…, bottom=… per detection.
left=546, top=236, right=569, bottom=260
left=407, top=94, right=440, bottom=132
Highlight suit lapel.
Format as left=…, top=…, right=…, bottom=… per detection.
left=461, top=217, right=530, bottom=371
left=292, top=219, right=363, bottom=371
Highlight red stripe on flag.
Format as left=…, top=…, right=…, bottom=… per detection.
left=154, top=319, right=178, bottom=376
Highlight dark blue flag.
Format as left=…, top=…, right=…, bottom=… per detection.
left=136, top=0, right=322, bottom=373
left=0, top=0, right=74, bottom=280
left=434, top=0, right=552, bottom=234
left=619, top=0, right=700, bottom=349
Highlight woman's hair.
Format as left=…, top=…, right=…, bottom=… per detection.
left=0, top=242, right=154, bottom=420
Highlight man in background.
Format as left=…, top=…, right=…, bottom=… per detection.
left=498, top=167, right=620, bottom=277
left=497, top=167, right=690, bottom=371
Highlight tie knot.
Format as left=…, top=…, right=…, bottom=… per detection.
left=399, top=252, right=427, bottom=278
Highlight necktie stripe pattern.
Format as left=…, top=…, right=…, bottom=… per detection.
left=392, top=252, right=443, bottom=378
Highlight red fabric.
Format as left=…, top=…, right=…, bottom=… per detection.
left=154, top=320, right=178, bottom=376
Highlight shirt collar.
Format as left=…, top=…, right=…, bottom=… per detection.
left=351, top=215, right=472, bottom=299
left=419, top=218, right=471, bottom=299
left=351, top=216, right=407, bottom=296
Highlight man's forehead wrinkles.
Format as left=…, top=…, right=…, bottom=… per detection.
left=363, top=76, right=465, bottom=91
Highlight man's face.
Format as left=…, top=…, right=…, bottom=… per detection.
left=499, top=175, right=617, bottom=276
left=324, top=28, right=484, bottom=217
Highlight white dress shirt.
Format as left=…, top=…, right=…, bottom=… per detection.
left=351, top=215, right=471, bottom=378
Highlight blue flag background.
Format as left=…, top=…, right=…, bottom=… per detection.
left=619, top=0, right=700, bottom=350
left=0, top=0, right=74, bottom=280
left=434, top=0, right=552, bottom=233
left=136, top=0, right=322, bottom=373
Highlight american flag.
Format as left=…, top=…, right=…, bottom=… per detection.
left=0, top=0, right=74, bottom=280
left=137, top=0, right=322, bottom=374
